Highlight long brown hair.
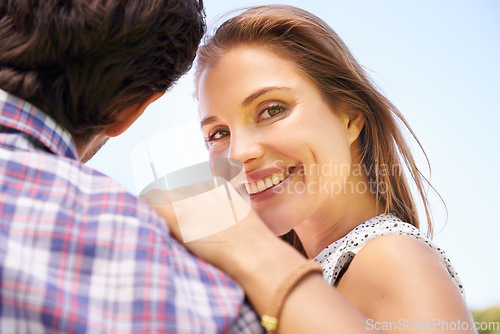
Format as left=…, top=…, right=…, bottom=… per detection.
left=195, top=5, right=439, bottom=253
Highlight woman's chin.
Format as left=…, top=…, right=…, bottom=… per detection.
left=255, top=208, right=298, bottom=236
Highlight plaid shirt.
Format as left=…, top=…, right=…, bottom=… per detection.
left=0, top=89, right=263, bottom=334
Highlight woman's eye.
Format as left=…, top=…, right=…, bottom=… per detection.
left=259, top=104, right=285, bottom=120
left=206, top=129, right=229, bottom=145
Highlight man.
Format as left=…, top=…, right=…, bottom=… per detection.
left=0, top=1, right=261, bottom=332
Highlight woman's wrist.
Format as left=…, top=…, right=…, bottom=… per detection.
left=186, top=209, right=314, bottom=316
left=222, top=213, right=305, bottom=276
left=226, top=225, right=313, bottom=315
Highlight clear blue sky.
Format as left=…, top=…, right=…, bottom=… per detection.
left=87, top=0, right=500, bottom=310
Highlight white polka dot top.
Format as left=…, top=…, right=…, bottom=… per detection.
left=313, top=214, right=465, bottom=296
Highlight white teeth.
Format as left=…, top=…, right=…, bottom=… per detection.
left=265, top=178, right=273, bottom=188
left=257, top=180, right=266, bottom=192
left=244, top=168, right=294, bottom=195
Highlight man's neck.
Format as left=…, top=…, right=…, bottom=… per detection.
left=74, top=132, right=109, bottom=163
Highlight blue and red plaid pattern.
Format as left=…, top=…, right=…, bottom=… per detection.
left=0, top=89, right=263, bottom=333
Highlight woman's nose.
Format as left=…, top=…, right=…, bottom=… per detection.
left=228, top=129, right=263, bottom=165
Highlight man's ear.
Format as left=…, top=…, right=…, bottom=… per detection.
left=346, top=111, right=365, bottom=145
left=106, top=92, right=164, bottom=137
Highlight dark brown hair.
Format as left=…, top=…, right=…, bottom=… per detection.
left=0, top=0, right=205, bottom=142
left=195, top=5, right=438, bottom=254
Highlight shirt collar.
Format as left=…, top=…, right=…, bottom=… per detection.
left=0, top=89, right=79, bottom=160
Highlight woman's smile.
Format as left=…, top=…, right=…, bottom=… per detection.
left=243, top=165, right=303, bottom=204
left=244, top=167, right=290, bottom=195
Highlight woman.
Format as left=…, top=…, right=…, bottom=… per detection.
left=155, top=5, right=475, bottom=333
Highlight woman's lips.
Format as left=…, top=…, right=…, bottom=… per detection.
left=245, top=168, right=290, bottom=194
left=244, top=165, right=298, bottom=199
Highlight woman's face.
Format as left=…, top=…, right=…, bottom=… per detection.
left=198, top=46, right=363, bottom=235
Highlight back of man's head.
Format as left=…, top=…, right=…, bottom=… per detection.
left=0, top=0, right=205, bottom=142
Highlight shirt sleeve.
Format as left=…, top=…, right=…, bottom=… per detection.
left=230, top=298, right=265, bottom=334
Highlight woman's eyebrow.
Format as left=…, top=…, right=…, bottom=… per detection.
left=200, top=86, right=292, bottom=128
left=200, top=116, right=218, bottom=129
left=241, top=86, right=291, bottom=108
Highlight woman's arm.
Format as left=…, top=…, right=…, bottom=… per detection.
left=336, top=234, right=475, bottom=333
left=149, top=193, right=475, bottom=333
left=180, top=209, right=375, bottom=333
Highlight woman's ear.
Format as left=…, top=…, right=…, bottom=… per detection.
left=346, top=112, right=365, bottom=145
left=106, top=92, right=164, bottom=137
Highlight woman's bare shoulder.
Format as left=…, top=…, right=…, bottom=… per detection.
left=336, top=234, right=469, bottom=324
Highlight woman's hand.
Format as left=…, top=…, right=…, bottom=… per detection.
left=140, top=180, right=277, bottom=273
left=140, top=181, right=325, bottom=326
